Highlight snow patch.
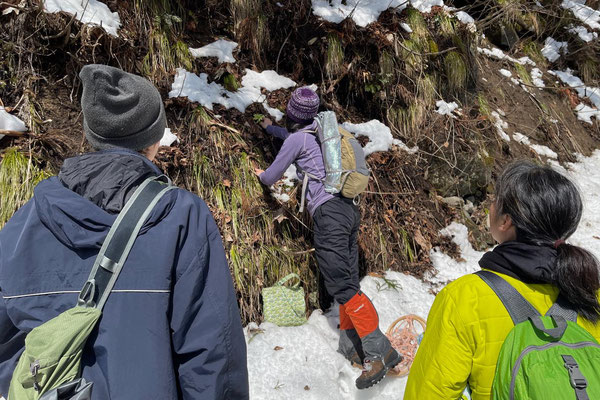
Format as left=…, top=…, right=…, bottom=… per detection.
left=435, top=100, right=460, bottom=117
left=247, top=270, right=435, bottom=399
left=455, top=11, right=474, bottom=25
left=575, top=103, right=600, bottom=124
left=477, top=47, right=536, bottom=66
left=242, top=70, right=297, bottom=92
left=531, top=68, right=545, bottom=88
left=513, top=132, right=558, bottom=159
left=550, top=69, right=600, bottom=109
left=427, top=222, right=485, bottom=286
left=541, top=37, right=568, bottom=62
left=43, top=0, right=121, bottom=37
left=0, top=106, right=27, bottom=141
left=568, top=25, right=598, bottom=42
left=189, top=39, right=238, bottom=63
left=490, top=111, right=510, bottom=142
left=561, top=0, right=600, bottom=31
left=169, top=68, right=296, bottom=121
left=160, top=128, right=179, bottom=147
left=341, top=119, right=418, bottom=156
left=499, top=69, right=512, bottom=78
left=311, top=0, right=444, bottom=28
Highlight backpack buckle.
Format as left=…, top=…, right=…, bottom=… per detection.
left=77, top=279, right=97, bottom=308
left=563, top=355, right=588, bottom=390
left=30, top=360, right=41, bottom=391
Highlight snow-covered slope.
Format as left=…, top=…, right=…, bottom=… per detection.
left=247, top=150, right=600, bottom=399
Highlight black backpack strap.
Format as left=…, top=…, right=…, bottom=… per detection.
left=475, top=270, right=540, bottom=324
left=77, top=176, right=175, bottom=311
left=546, top=294, right=578, bottom=322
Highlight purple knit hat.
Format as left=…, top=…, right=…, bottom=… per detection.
left=286, top=87, right=320, bottom=123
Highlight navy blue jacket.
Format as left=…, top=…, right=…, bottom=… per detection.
left=0, top=150, right=249, bottom=399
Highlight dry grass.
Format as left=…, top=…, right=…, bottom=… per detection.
left=0, top=149, right=50, bottom=228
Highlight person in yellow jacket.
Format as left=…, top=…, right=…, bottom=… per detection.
left=405, top=161, right=600, bottom=400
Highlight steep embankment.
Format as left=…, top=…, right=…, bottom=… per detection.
left=1, top=0, right=599, bottom=325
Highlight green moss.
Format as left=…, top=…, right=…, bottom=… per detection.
left=417, top=74, right=437, bottom=105
left=522, top=40, right=546, bottom=68
left=223, top=73, right=241, bottom=92
left=406, top=8, right=428, bottom=41
left=436, top=13, right=457, bottom=38
left=478, top=94, right=491, bottom=117
left=444, top=51, right=467, bottom=92
left=514, top=63, right=532, bottom=86
left=326, top=34, right=344, bottom=79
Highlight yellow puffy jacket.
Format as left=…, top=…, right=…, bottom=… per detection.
left=404, top=270, right=600, bottom=400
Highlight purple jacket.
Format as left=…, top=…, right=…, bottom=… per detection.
left=260, top=122, right=334, bottom=216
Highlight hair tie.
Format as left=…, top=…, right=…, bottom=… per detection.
left=553, top=239, right=565, bottom=249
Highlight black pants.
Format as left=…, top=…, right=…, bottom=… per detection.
left=313, top=197, right=361, bottom=305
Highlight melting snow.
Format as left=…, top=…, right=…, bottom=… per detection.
left=169, top=68, right=295, bottom=121
left=455, top=11, right=475, bottom=25
left=490, top=111, right=510, bottom=142
left=477, top=47, right=536, bottom=66
left=269, top=165, right=299, bottom=203
left=160, top=128, right=179, bottom=147
left=568, top=25, right=599, bottom=42
left=561, top=0, right=600, bottom=31
left=513, top=132, right=558, bottom=159
left=435, top=100, right=459, bottom=117
left=575, top=104, right=600, bottom=124
left=550, top=69, right=600, bottom=122
left=341, top=119, right=418, bottom=156
left=541, top=37, right=568, bottom=62
left=189, top=39, right=238, bottom=64
left=43, top=0, right=121, bottom=37
left=311, top=0, right=445, bottom=28
left=499, top=69, right=512, bottom=78
left=531, top=68, right=545, bottom=88
left=0, top=106, right=27, bottom=141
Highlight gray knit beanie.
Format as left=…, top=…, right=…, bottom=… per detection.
left=79, top=64, right=166, bottom=150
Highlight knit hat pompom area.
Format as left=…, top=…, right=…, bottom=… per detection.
left=286, top=87, right=320, bottom=124
left=79, top=64, right=166, bottom=151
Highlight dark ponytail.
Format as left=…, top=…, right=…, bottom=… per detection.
left=495, top=161, right=600, bottom=323
left=554, top=243, right=600, bottom=322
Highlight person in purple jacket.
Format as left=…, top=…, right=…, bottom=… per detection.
left=255, top=88, right=401, bottom=389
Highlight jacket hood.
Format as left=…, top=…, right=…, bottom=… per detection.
left=35, top=150, right=175, bottom=250
left=479, top=241, right=557, bottom=284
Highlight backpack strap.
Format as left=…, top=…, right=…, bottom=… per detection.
left=475, top=270, right=540, bottom=324
left=77, top=176, right=175, bottom=311
left=562, top=355, right=591, bottom=400
left=546, top=294, right=578, bottom=322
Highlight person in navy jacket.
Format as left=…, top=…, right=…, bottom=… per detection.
left=0, top=64, right=249, bottom=400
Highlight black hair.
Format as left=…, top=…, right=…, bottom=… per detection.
left=494, top=161, right=600, bottom=322
left=285, top=118, right=312, bottom=133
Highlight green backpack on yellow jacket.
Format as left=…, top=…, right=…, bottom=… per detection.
left=477, top=271, right=600, bottom=400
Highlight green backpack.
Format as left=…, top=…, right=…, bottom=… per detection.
left=8, top=176, right=174, bottom=400
left=477, top=271, right=600, bottom=400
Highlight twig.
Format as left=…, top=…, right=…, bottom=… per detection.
left=275, top=29, right=293, bottom=73
left=282, top=248, right=315, bottom=255
left=363, top=190, right=416, bottom=196
left=0, top=130, right=28, bottom=137
left=210, top=121, right=243, bottom=135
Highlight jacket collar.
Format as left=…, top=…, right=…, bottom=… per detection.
left=479, top=241, right=557, bottom=284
